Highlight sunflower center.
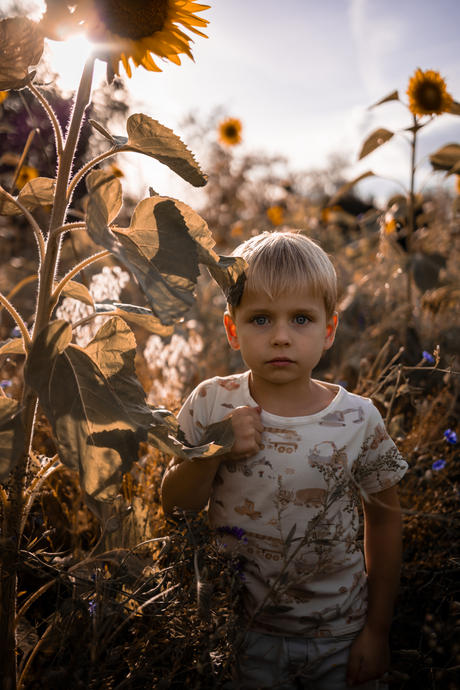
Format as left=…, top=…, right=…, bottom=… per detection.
left=94, top=0, right=169, bottom=40
left=225, top=125, right=238, bottom=138
left=416, top=83, right=442, bottom=111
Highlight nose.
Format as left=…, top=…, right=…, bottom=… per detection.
left=271, top=321, right=291, bottom=346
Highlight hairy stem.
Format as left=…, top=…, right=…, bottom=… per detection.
left=67, top=149, right=119, bottom=204
left=27, top=81, right=64, bottom=157
left=0, top=293, right=31, bottom=349
left=50, top=249, right=110, bottom=310
left=10, top=128, right=38, bottom=193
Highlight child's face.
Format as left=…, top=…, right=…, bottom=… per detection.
left=224, top=288, right=337, bottom=393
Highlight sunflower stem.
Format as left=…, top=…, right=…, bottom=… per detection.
left=405, top=114, right=417, bottom=315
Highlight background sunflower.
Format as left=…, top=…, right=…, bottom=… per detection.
left=218, top=117, right=242, bottom=146
left=407, top=68, right=453, bottom=116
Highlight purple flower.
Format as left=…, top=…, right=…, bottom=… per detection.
left=216, top=526, right=248, bottom=545
left=11, top=327, right=21, bottom=337
left=432, top=459, right=446, bottom=471
left=423, top=351, right=435, bottom=363
left=444, top=429, right=457, bottom=444
left=0, top=380, right=12, bottom=389
left=89, top=600, right=97, bottom=616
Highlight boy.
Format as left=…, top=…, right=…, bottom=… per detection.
left=162, top=231, right=407, bottom=689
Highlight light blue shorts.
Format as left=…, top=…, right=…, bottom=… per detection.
left=232, top=629, right=380, bottom=690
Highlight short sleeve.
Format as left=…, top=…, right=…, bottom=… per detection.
left=176, top=379, right=218, bottom=446
left=353, top=403, right=408, bottom=494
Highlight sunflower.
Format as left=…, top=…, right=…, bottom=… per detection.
left=40, top=0, right=209, bottom=78
left=15, top=165, right=40, bottom=191
left=267, top=205, right=285, bottom=226
left=407, top=68, right=453, bottom=117
left=218, top=118, right=242, bottom=146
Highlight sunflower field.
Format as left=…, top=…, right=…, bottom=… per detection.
left=0, top=4, right=460, bottom=690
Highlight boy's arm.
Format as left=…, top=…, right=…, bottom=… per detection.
left=161, top=406, right=263, bottom=515
left=346, top=484, right=402, bottom=687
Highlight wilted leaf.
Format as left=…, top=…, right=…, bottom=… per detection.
left=148, top=409, right=234, bottom=461
left=0, top=177, right=55, bottom=216
left=86, top=171, right=246, bottom=324
left=118, top=113, right=208, bottom=188
left=0, top=398, right=25, bottom=481
left=85, top=493, right=132, bottom=532
left=0, top=338, right=25, bottom=355
left=94, top=301, right=174, bottom=336
left=0, top=17, right=44, bottom=90
left=409, top=253, right=446, bottom=293
left=60, top=280, right=94, bottom=306
left=285, top=523, right=297, bottom=550
left=369, top=90, right=399, bottom=108
left=429, top=144, right=460, bottom=171
left=358, top=129, right=394, bottom=160
left=24, top=319, right=152, bottom=501
left=328, top=172, right=375, bottom=207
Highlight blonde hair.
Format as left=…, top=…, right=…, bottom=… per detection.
left=229, top=231, right=337, bottom=318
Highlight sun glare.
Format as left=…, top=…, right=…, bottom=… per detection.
left=47, top=35, right=105, bottom=92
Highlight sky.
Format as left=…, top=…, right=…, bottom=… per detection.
left=11, top=0, right=460, bottom=207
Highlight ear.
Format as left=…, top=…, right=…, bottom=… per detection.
left=224, top=313, right=240, bottom=350
left=323, top=312, right=338, bottom=351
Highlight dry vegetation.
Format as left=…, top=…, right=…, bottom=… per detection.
left=1, top=88, right=460, bottom=688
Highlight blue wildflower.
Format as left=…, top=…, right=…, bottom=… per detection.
left=11, top=327, right=21, bottom=337
left=216, top=526, right=248, bottom=545
left=89, top=600, right=97, bottom=616
left=422, top=351, right=435, bottom=363
left=432, top=459, right=446, bottom=471
left=444, top=429, right=457, bottom=444
left=0, top=380, right=12, bottom=389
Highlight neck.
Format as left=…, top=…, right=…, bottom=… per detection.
left=248, top=373, right=337, bottom=417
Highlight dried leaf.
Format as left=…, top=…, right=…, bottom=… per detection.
left=118, top=113, right=208, bottom=187
left=24, top=319, right=152, bottom=501
left=429, top=143, right=460, bottom=171
left=86, top=171, right=246, bottom=324
left=0, top=17, right=44, bottom=90
left=94, top=301, right=174, bottom=336
left=358, top=129, right=394, bottom=160
left=84, top=169, right=122, bottom=224
left=88, top=119, right=114, bottom=143
left=368, top=90, right=399, bottom=108
left=0, top=177, right=55, bottom=216
left=0, top=338, right=25, bottom=355
left=148, top=409, right=234, bottom=461
left=0, top=398, right=25, bottom=481
left=60, top=280, right=94, bottom=306
left=328, top=172, right=375, bottom=206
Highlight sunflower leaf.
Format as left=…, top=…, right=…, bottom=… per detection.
left=86, top=171, right=246, bottom=324
left=0, top=338, right=25, bottom=355
left=368, top=90, right=399, bottom=109
left=328, top=172, right=375, bottom=206
left=84, top=169, right=122, bottom=224
left=24, top=318, right=152, bottom=501
left=448, top=101, right=460, bottom=116
left=429, top=143, right=460, bottom=171
left=446, top=160, right=460, bottom=177
left=0, top=17, right=44, bottom=90
left=358, top=129, right=394, bottom=160
left=94, top=301, right=174, bottom=336
left=60, top=280, right=94, bottom=306
left=119, top=113, right=208, bottom=187
left=0, top=177, right=55, bottom=216
left=0, top=398, right=25, bottom=482
left=148, top=410, right=234, bottom=462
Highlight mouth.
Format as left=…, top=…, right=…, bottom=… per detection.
left=268, top=357, right=294, bottom=366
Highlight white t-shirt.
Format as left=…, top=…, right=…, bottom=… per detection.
left=177, top=371, right=408, bottom=638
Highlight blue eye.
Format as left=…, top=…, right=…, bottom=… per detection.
left=253, top=316, right=268, bottom=326
left=294, top=315, right=309, bottom=325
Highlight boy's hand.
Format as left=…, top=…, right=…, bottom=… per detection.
left=223, top=406, right=264, bottom=462
left=346, top=625, right=390, bottom=686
